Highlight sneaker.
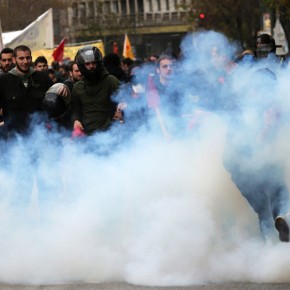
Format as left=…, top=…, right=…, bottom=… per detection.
left=275, top=216, right=290, bottom=242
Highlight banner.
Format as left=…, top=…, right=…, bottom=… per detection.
left=5, top=8, right=54, bottom=50
left=32, top=40, right=105, bottom=65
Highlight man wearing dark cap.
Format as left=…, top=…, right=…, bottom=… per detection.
left=255, top=33, right=281, bottom=75
left=256, top=33, right=277, bottom=60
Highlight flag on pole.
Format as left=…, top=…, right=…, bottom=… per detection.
left=4, top=8, right=54, bottom=50
left=52, top=37, right=66, bottom=62
left=123, top=33, right=135, bottom=59
left=113, top=42, right=119, bottom=55
left=0, top=20, right=3, bottom=51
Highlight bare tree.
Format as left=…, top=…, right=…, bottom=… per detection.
left=178, top=0, right=261, bottom=50
left=0, top=0, right=65, bottom=31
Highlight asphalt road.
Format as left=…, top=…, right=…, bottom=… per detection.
left=0, top=282, right=290, bottom=290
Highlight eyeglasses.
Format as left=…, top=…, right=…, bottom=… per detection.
left=161, top=64, right=174, bottom=69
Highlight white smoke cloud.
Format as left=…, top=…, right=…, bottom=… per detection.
left=1, top=31, right=290, bottom=286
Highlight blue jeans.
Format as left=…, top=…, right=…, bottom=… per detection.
left=228, top=163, right=289, bottom=238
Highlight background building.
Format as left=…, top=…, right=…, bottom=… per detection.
left=66, top=0, right=193, bottom=59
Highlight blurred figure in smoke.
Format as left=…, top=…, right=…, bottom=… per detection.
left=256, top=33, right=277, bottom=60
left=113, top=52, right=181, bottom=139
left=224, top=68, right=290, bottom=242
left=145, top=52, right=181, bottom=138
left=255, top=33, right=280, bottom=73
left=72, top=46, right=121, bottom=136
left=146, top=53, right=178, bottom=112
left=235, top=49, right=256, bottom=68
left=114, top=65, right=148, bottom=134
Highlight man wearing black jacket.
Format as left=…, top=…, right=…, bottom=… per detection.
left=0, top=45, right=53, bottom=138
left=0, top=45, right=70, bottom=138
left=72, top=46, right=120, bottom=136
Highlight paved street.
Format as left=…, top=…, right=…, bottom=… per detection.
left=0, top=282, right=290, bottom=290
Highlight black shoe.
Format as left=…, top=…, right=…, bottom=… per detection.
left=275, top=216, right=290, bottom=242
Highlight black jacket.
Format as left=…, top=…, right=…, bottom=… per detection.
left=0, top=69, right=53, bottom=135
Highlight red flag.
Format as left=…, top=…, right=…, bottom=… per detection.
left=113, top=42, right=119, bottom=55
left=52, top=38, right=66, bottom=62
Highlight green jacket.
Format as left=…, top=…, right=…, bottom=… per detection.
left=71, top=69, right=120, bottom=135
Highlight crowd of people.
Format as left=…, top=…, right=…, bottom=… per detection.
left=1, top=31, right=290, bottom=243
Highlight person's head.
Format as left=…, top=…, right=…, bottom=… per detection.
left=103, top=53, right=121, bottom=67
left=148, top=55, right=158, bottom=63
left=75, top=46, right=103, bottom=81
left=47, top=68, right=57, bottom=83
left=0, top=47, right=13, bottom=73
left=59, top=64, right=69, bottom=79
left=256, top=33, right=276, bottom=59
left=34, top=55, right=48, bottom=71
left=121, top=57, right=134, bottom=74
left=155, top=53, right=175, bottom=85
left=51, top=60, right=60, bottom=71
left=69, top=61, right=82, bottom=82
left=13, top=45, right=32, bottom=74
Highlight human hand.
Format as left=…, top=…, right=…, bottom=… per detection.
left=73, top=120, right=84, bottom=130
left=57, top=84, right=70, bottom=98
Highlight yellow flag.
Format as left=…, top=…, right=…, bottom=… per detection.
left=122, top=33, right=135, bottom=59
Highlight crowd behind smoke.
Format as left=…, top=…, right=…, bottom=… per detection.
left=1, top=30, right=290, bottom=285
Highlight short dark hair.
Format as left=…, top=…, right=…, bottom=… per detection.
left=48, top=68, right=55, bottom=75
left=122, top=57, right=134, bottom=67
left=13, top=45, right=31, bottom=57
left=0, top=47, right=13, bottom=59
left=60, top=63, right=69, bottom=71
left=68, top=60, right=77, bottom=71
left=34, top=56, right=48, bottom=66
left=103, top=53, right=121, bottom=67
left=156, top=53, right=175, bottom=68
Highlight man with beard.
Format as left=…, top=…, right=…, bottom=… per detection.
left=0, top=48, right=14, bottom=124
left=0, top=45, right=68, bottom=138
left=63, top=61, right=83, bottom=93
left=0, top=47, right=14, bottom=76
left=72, top=46, right=121, bottom=136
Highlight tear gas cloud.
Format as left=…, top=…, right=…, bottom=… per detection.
left=1, top=31, right=290, bottom=286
